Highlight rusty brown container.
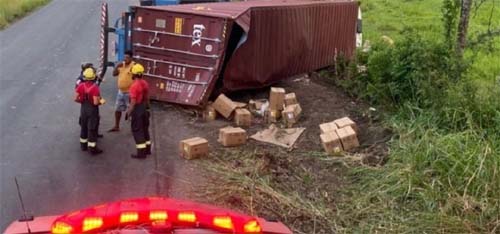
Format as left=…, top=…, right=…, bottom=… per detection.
left=131, top=0, right=359, bottom=106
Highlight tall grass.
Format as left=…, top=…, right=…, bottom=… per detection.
left=329, top=0, right=500, bottom=230
left=334, top=106, right=500, bottom=233
left=0, top=0, right=51, bottom=29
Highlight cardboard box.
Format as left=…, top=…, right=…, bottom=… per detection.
left=320, top=131, right=343, bottom=155
left=265, top=109, right=281, bottom=123
left=284, top=92, right=298, bottom=106
left=213, top=94, right=237, bottom=119
left=218, top=127, right=247, bottom=147
left=335, top=126, right=359, bottom=150
left=234, top=101, right=247, bottom=108
left=234, top=108, right=252, bottom=127
left=269, top=87, right=285, bottom=111
left=203, top=103, right=217, bottom=121
left=179, top=137, right=209, bottom=159
left=282, top=104, right=302, bottom=127
left=333, top=117, right=357, bottom=133
left=319, top=122, right=338, bottom=134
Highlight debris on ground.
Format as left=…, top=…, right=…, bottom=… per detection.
left=170, top=73, right=391, bottom=233
left=179, top=137, right=209, bottom=159
left=218, top=127, right=247, bottom=147
left=250, top=124, right=305, bottom=149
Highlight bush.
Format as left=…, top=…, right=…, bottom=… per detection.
left=337, top=30, right=465, bottom=109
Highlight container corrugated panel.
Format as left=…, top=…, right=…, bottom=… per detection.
left=132, top=7, right=232, bottom=106
left=132, top=0, right=358, bottom=106
left=222, top=1, right=359, bottom=90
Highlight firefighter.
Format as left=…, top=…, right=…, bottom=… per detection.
left=75, top=68, right=104, bottom=155
left=75, top=63, right=104, bottom=138
left=75, top=63, right=102, bottom=88
left=126, top=63, right=151, bottom=158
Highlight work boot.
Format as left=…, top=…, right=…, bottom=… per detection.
left=131, top=148, right=147, bottom=159
left=80, top=143, right=88, bottom=151
left=145, top=144, right=151, bottom=155
left=89, top=146, right=103, bottom=155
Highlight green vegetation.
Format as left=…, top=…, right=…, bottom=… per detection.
left=0, top=0, right=51, bottom=29
left=330, top=0, right=500, bottom=232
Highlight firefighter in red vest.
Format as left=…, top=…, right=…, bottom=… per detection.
left=74, top=68, right=104, bottom=155
left=126, top=63, right=151, bottom=158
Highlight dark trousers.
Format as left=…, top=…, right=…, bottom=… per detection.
left=131, top=103, right=150, bottom=149
left=80, top=102, right=99, bottom=147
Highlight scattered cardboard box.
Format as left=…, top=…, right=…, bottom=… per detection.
left=213, top=94, right=237, bottom=119
left=284, top=92, right=298, bottom=106
left=333, top=117, right=357, bottom=132
left=265, top=109, right=281, bottom=123
left=203, top=103, right=217, bottom=121
left=218, top=127, right=247, bottom=147
left=269, top=87, right=285, bottom=111
left=282, top=104, right=302, bottom=127
left=179, top=137, right=209, bottom=159
left=320, top=131, right=343, bottom=155
left=234, top=101, right=247, bottom=108
left=319, top=122, right=338, bottom=134
left=335, top=126, right=359, bottom=150
left=234, top=108, right=252, bottom=127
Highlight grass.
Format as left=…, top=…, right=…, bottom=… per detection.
left=198, top=149, right=351, bottom=234
left=0, top=0, right=51, bottom=29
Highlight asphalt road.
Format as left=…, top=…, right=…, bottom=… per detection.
left=0, top=0, right=199, bottom=229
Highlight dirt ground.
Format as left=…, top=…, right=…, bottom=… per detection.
left=149, top=72, right=391, bottom=232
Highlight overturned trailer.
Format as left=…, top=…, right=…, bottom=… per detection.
left=130, top=0, right=360, bottom=106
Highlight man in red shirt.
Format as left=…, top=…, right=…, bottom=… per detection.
left=126, top=63, right=151, bottom=158
left=74, top=68, right=104, bottom=155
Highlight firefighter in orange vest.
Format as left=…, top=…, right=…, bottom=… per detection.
left=126, top=63, right=151, bottom=158
left=74, top=68, right=104, bottom=155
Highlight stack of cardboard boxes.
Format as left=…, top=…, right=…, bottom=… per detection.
left=320, top=117, right=359, bottom=155
left=212, top=94, right=253, bottom=128
left=266, top=88, right=302, bottom=127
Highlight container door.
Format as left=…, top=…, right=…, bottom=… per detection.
left=132, top=7, right=230, bottom=106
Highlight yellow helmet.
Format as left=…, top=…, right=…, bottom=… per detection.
left=131, top=63, right=145, bottom=75
left=83, top=68, right=96, bottom=80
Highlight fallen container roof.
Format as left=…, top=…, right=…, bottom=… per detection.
left=132, top=0, right=359, bottom=106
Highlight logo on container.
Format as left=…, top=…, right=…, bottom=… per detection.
left=192, top=24, right=205, bottom=46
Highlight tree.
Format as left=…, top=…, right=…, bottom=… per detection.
left=456, top=0, right=473, bottom=56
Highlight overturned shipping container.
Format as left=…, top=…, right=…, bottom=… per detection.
left=131, top=0, right=359, bottom=106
